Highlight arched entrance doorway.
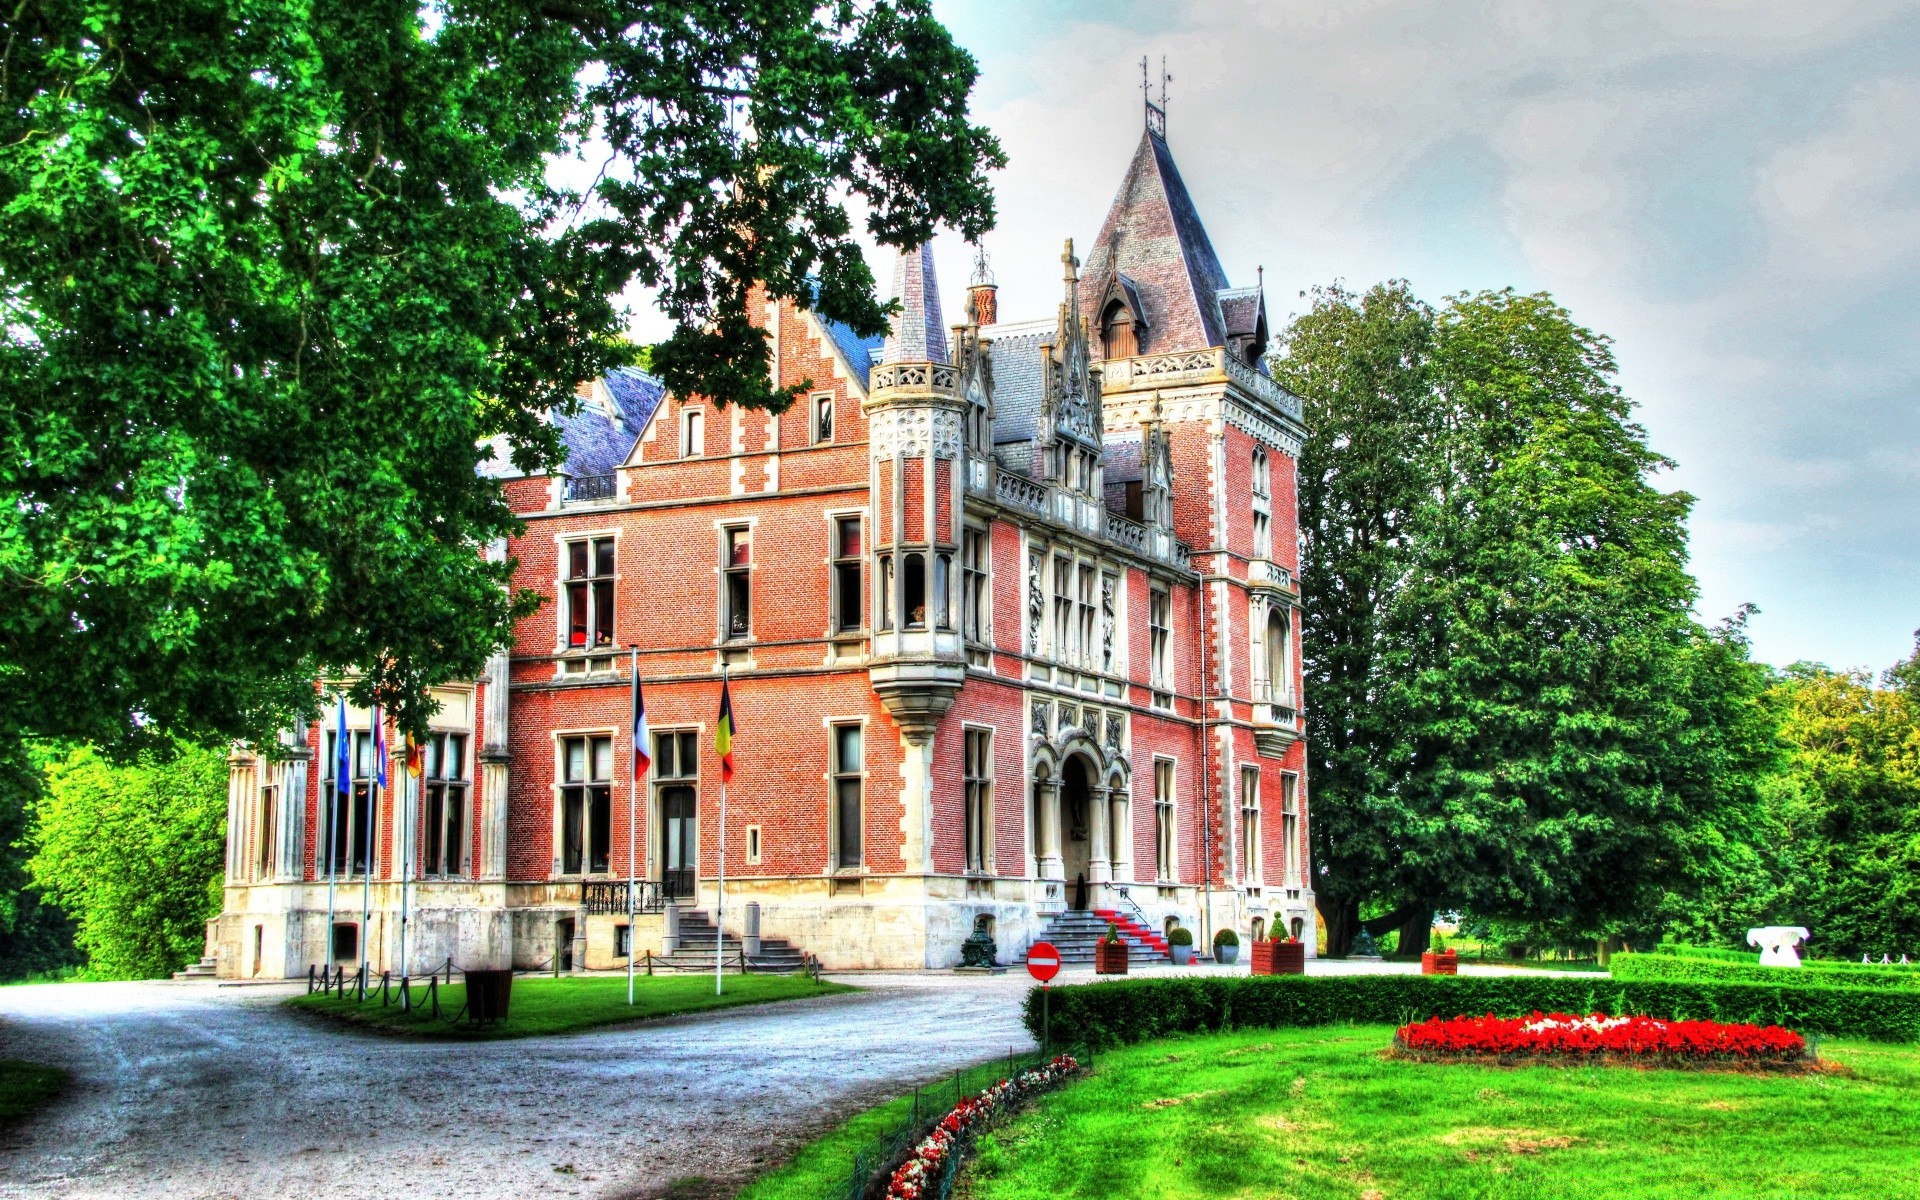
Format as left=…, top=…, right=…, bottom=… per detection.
left=1061, top=756, right=1094, bottom=909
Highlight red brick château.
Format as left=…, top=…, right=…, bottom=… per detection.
left=209, top=114, right=1311, bottom=977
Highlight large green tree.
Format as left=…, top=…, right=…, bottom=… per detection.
left=1, top=0, right=1001, bottom=748
left=1280, top=285, right=1776, bottom=956
left=27, top=742, right=227, bottom=979
left=1762, top=652, right=1920, bottom=956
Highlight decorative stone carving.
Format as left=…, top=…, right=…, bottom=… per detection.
left=1104, top=713, right=1123, bottom=754
left=930, top=410, right=962, bottom=460
left=1056, top=703, right=1077, bottom=736
left=1027, top=553, right=1045, bottom=649
left=1030, top=699, right=1050, bottom=739
left=1100, top=575, right=1116, bottom=670
left=1040, top=240, right=1103, bottom=451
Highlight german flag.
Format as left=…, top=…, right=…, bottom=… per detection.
left=715, top=674, right=737, bottom=783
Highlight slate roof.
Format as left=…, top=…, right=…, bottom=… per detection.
left=819, top=316, right=886, bottom=391
left=1102, top=429, right=1144, bottom=483
left=979, top=318, right=1054, bottom=444
left=1079, top=128, right=1233, bottom=353
left=881, top=244, right=949, bottom=364
left=552, top=367, right=666, bottom=476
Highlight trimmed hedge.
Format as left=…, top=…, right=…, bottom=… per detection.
left=1022, top=974, right=1920, bottom=1048
left=1613, top=952, right=1920, bottom=990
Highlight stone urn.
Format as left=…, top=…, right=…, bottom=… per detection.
left=1094, top=939, right=1130, bottom=975
left=1420, top=949, right=1459, bottom=976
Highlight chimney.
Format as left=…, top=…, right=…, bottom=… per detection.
left=966, top=243, right=998, bottom=327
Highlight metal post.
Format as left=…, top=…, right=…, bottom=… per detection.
left=361, top=775, right=377, bottom=985
left=716, top=665, right=728, bottom=998
left=399, top=750, right=413, bottom=980
left=629, top=644, right=639, bottom=1006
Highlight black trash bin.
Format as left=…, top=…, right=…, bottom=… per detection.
left=464, top=969, right=514, bottom=1024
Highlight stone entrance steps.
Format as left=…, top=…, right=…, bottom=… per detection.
left=647, top=909, right=810, bottom=974
left=172, top=955, right=218, bottom=981
left=1036, top=909, right=1170, bottom=966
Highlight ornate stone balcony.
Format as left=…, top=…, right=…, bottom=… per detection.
left=1098, top=346, right=1304, bottom=423
left=1248, top=558, right=1296, bottom=593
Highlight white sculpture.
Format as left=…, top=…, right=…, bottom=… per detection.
left=1747, top=926, right=1810, bottom=967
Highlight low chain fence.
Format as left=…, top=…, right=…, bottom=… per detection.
left=835, top=1045, right=1091, bottom=1200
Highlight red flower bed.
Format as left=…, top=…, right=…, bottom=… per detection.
left=884, top=1054, right=1080, bottom=1199
left=1396, top=1011, right=1807, bottom=1063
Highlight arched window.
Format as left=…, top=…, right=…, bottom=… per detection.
left=1265, top=607, right=1291, bottom=705
left=1101, top=300, right=1137, bottom=359
left=904, top=553, right=927, bottom=629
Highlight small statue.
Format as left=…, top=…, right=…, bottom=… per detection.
left=1747, top=925, right=1810, bottom=967
left=960, top=918, right=999, bottom=969
left=1353, top=928, right=1380, bottom=958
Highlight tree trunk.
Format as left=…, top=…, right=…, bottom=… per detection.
left=1318, top=896, right=1360, bottom=958
left=1393, top=904, right=1434, bottom=960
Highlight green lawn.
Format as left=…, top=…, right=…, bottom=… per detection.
left=957, top=1026, right=1920, bottom=1200
left=0, top=1060, right=66, bottom=1130
left=285, top=972, right=852, bottom=1039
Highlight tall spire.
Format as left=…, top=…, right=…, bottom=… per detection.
left=881, top=244, right=949, bottom=364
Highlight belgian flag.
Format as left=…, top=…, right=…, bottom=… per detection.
left=715, top=674, right=737, bottom=783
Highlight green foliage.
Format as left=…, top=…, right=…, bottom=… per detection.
left=1212, top=929, right=1238, bottom=948
left=0, top=743, right=81, bottom=981
left=1613, top=951, right=1920, bottom=989
left=960, top=1027, right=1920, bottom=1200
left=1655, top=942, right=1763, bottom=963
left=0, top=0, right=1000, bottom=746
left=1023, top=974, right=1920, bottom=1049
left=1167, top=926, right=1193, bottom=947
left=25, top=743, right=227, bottom=979
left=1275, top=283, right=1781, bottom=955
left=1102, top=922, right=1122, bottom=945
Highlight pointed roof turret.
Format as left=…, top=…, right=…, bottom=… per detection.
left=1079, top=126, right=1233, bottom=354
left=881, top=243, right=949, bottom=364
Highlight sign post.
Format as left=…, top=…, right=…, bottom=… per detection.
left=1026, top=940, right=1061, bottom=1055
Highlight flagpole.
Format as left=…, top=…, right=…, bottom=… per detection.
left=361, top=769, right=375, bottom=985
left=399, top=740, right=412, bottom=980
left=628, top=645, right=639, bottom=1007
left=716, top=666, right=727, bottom=997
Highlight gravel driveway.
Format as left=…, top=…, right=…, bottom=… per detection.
left=0, top=971, right=1042, bottom=1200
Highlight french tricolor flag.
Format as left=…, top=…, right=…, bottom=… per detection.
left=631, top=663, right=651, bottom=779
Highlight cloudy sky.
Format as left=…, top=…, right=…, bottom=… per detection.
left=641, top=1, right=1920, bottom=673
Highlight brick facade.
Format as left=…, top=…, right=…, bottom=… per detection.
left=210, top=121, right=1313, bottom=978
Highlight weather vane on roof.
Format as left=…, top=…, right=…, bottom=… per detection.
left=1141, top=55, right=1170, bottom=139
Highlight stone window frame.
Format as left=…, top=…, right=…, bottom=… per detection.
left=551, top=727, right=617, bottom=878
left=717, top=520, right=755, bottom=644
left=651, top=726, right=703, bottom=894
left=551, top=527, right=621, bottom=677
left=1148, top=584, right=1173, bottom=706
left=681, top=405, right=706, bottom=458
left=963, top=725, right=994, bottom=876
left=961, top=523, right=991, bottom=659
left=825, top=508, right=866, bottom=637
left=1239, top=764, right=1262, bottom=888
left=810, top=391, right=835, bottom=445
left=1153, top=755, right=1177, bottom=883
left=1279, top=771, right=1300, bottom=889
left=824, top=717, right=868, bottom=873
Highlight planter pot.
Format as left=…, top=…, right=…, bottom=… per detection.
left=1169, top=944, right=1194, bottom=966
left=1421, top=950, right=1459, bottom=976
left=1251, top=941, right=1305, bottom=975
left=463, top=969, right=515, bottom=1023
left=1094, top=941, right=1129, bottom=975
left=1214, top=942, right=1240, bottom=965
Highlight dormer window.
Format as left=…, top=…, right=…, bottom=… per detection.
left=1100, top=300, right=1137, bottom=359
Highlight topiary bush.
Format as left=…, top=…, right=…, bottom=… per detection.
left=1213, top=929, right=1239, bottom=947
left=1167, top=927, right=1193, bottom=947
left=1021, top=974, right=1920, bottom=1049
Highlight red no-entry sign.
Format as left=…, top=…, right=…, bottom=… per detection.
left=1026, top=941, right=1061, bottom=984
